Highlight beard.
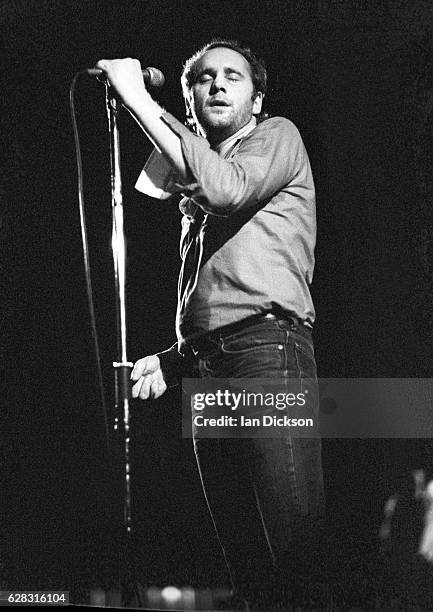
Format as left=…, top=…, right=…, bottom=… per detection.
left=195, top=101, right=255, bottom=143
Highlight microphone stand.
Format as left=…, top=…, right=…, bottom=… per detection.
left=105, top=83, right=137, bottom=605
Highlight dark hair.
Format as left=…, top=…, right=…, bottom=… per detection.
left=181, top=38, right=269, bottom=131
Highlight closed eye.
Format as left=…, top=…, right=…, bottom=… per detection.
left=226, top=70, right=244, bottom=81
left=197, top=73, right=213, bottom=84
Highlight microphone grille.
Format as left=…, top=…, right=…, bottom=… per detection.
left=146, top=67, right=165, bottom=88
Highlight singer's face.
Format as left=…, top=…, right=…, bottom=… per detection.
left=190, top=47, right=263, bottom=144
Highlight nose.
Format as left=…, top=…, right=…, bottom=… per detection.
left=209, top=73, right=226, bottom=94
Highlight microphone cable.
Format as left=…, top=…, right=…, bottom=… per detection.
left=69, top=71, right=110, bottom=453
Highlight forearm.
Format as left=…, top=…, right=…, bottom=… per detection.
left=161, top=114, right=306, bottom=216
left=125, top=94, right=192, bottom=184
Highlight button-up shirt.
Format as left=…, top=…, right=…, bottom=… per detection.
left=136, top=113, right=316, bottom=350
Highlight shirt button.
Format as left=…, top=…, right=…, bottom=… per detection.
left=278, top=344, right=284, bottom=350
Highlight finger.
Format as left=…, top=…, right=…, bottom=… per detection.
left=155, top=382, right=168, bottom=399
left=131, top=377, right=145, bottom=399
left=139, top=377, right=152, bottom=400
left=149, top=379, right=159, bottom=399
left=124, top=57, right=141, bottom=69
left=95, top=59, right=109, bottom=71
left=150, top=379, right=166, bottom=399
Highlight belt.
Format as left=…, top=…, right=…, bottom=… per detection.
left=186, top=312, right=311, bottom=357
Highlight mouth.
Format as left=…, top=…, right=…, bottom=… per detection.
left=208, top=98, right=230, bottom=107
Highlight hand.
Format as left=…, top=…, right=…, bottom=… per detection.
left=131, top=354, right=168, bottom=400
left=95, top=57, right=149, bottom=110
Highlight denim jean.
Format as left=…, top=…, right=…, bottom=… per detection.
left=191, top=315, right=325, bottom=610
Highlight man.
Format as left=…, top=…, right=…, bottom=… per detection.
left=96, top=40, right=325, bottom=610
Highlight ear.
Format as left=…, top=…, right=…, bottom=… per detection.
left=184, top=91, right=206, bottom=137
left=252, top=91, right=263, bottom=115
left=186, top=90, right=195, bottom=114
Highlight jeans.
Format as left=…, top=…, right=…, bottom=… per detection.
left=191, top=315, right=325, bottom=610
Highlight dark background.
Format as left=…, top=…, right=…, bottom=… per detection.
left=1, top=0, right=433, bottom=606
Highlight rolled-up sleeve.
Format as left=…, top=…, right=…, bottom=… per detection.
left=161, top=113, right=305, bottom=217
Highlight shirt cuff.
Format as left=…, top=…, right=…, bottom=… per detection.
left=157, top=343, right=184, bottom=388
left=135, top=148, right=183, bottom=199
left=157, top=341, right=196, bottom=387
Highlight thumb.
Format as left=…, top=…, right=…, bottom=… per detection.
left=131, top=355, right=160, bottom=381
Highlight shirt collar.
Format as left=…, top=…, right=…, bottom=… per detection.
left=212, top=116, right=257, bottom=157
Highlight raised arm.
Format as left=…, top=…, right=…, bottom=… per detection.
left=95, top=58, right=191, bottom=183
left=95, top=59, right=310, bottom=218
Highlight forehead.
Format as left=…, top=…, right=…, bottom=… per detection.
left=196, top=47, right=252, bottom=77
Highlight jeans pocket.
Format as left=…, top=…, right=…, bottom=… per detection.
left=210, top=343, right=286, bottom=378
left=293, top=342, right=319, bottom=417
left=294, top=340, right=317, bottom=378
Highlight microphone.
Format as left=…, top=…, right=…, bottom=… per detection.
left=87, top=66, right=165, bottom=88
